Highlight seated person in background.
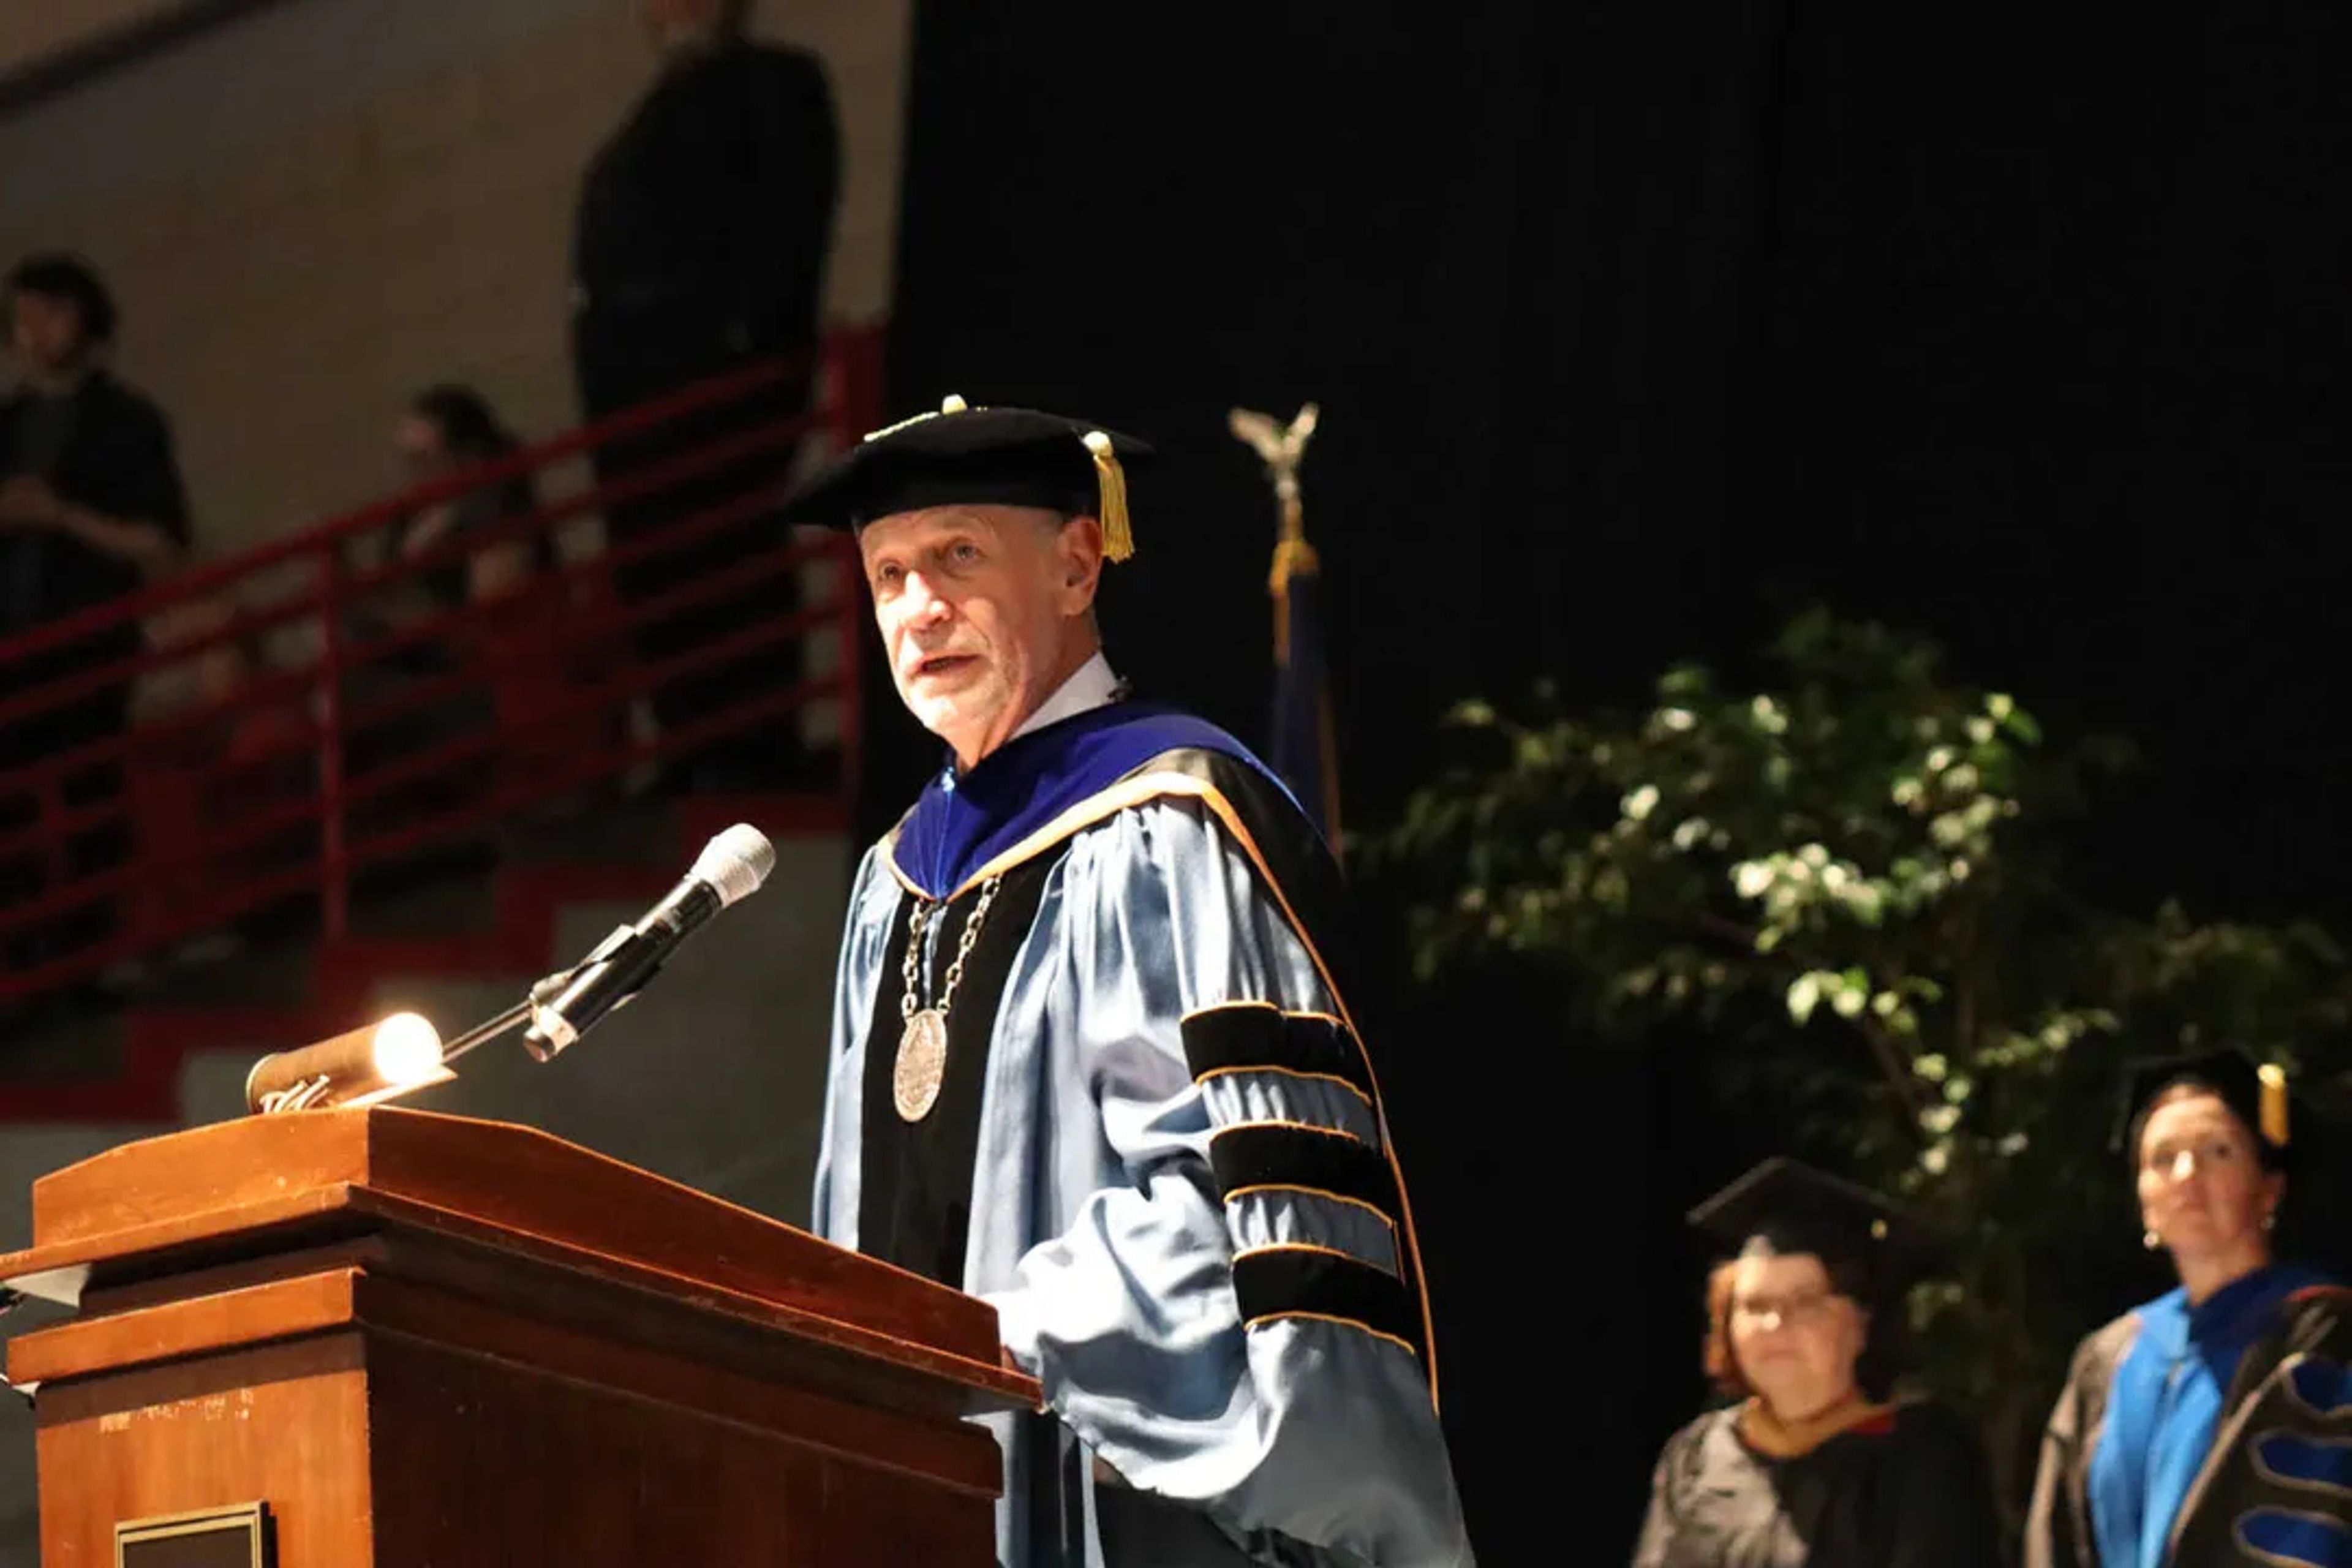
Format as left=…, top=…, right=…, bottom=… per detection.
left=386, top=386, right=547, bottom=624
left=345, top=386, right=560, bottom=834
left=128, top=595, right=312, bottom=955
left=393, top=385, right=613, bottom=807
left=132, top=595, right=236, bottom=723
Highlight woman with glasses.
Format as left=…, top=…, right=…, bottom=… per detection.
left=2026, top=1050, right=2352, bottom=1568
left=1634, top=1158, right=1997, bottom=1568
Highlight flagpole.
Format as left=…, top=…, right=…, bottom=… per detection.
left=1229, top=401, right=1320, bottom=652
left=1229, top=402, right=1342, bottom=851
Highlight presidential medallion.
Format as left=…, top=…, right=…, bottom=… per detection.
left=894, top=1006, right=949, bottom=1121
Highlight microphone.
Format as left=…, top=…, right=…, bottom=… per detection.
left=521, top=823, right=775, bottom=1061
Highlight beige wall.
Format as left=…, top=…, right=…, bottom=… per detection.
left=0, top=0, right=198, bottom=78
left=0, top=0, right=910, bottom=558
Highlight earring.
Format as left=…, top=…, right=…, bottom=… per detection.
left=2263, top=1211, right=2278, bottom=1233
left=2144, top=1229, right=2161, bottom=1251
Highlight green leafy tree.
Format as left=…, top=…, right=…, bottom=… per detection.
left=1369, top=609, right=2351, bottom=1531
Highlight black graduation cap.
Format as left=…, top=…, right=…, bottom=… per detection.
left=2111, top=1045, right=2292, bottom=1169
left=1687, top=1156, right=1928, bottom=1298
left=780, top=394, right=1153, bottom=560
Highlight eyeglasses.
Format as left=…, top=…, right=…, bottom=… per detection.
left=2141, top=1136, right=2247, bottom=1177
left=1730, top=1289, right=1843, bottom=1329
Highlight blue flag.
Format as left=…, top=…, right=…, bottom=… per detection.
left=1270, top=537, right=1341, bottom=854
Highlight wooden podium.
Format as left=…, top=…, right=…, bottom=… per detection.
left=0, top=1107, right=1038, bottom=1565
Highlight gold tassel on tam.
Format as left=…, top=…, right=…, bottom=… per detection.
left=2260, top=1062, right=2291, bottom=1147
left=1082, top=430, right=1135, bottom=561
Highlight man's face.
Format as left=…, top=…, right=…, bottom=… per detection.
left=859, top=504, right=1102, bottom=768
left=9, top=290, right=86, bottom=376
left=636, top=0, right=723, bottom=42
left=394, top=413, right=450, bottom=477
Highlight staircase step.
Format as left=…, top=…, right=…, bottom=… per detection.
left=0, top=791, right=845, bottom=1125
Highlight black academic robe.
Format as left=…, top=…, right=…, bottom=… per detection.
left=2026, top=1283, right=2352, bottom=1568
left=1633, top=1402, right=1999, bottom=1568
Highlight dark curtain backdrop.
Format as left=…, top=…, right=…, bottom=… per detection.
left=872, top=3, right=2352, bottom=1555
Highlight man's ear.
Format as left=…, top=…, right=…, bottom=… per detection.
left=1057, top=514, right=1105, bottom=614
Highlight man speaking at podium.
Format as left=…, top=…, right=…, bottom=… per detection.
left=788, top=398, right=1472, bottom=1567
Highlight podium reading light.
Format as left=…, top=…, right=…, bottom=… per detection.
left=242, top=826, right=777, bottom=1116
left=245, top=1011, right=450, bottom=1115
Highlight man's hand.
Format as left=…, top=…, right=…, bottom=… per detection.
left=399, top=503, right=457, bottom=559
left=0, top=483, right=181, bottom=577
left=0, top=475, right=62, bottom=529
left=999, top=1344, right=1049, bottom=1411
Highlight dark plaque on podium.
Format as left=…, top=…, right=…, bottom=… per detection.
left=116, top=1503, right=270, bottom=1568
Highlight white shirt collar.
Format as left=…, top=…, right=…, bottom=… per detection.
left=1011, top=651, right=1121, bottom=742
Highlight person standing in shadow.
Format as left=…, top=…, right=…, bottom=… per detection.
left=570, top=0, right=840, bottom=794
left=0, top=254, right=191, bottom=991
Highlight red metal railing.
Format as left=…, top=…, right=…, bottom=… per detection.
left=0, top=328, right=883, bottom=1009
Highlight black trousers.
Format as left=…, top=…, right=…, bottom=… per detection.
left=572, top=307, right=812, bottom=788
left=1, top=627, right=135, bottom=980
left=1095, top=1487, right=1280, bottom=1566
left=1027, top=1414, right=1314, bottom=1567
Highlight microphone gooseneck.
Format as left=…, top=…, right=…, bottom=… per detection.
left=519, top=824, right=776, bottom=1061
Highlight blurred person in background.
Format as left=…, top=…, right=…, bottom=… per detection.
left=2027, top=1051, right=2352, bottom=1568
left=386, top=385, right=546, bottom=622
left=346, top=386, right=563, bottom=845
left=1634, top=1159, right=1998, bottom=1568
left=570, top=0, right=839, bottom=793
left=128, top=594, right=313, bottom=965
left=0, top=252, right=191, bottom=987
